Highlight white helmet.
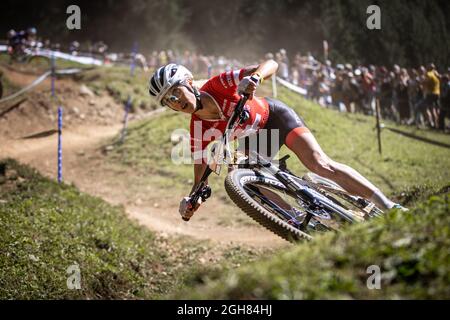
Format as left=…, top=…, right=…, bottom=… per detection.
left=148, top=63, right=193, bottom=105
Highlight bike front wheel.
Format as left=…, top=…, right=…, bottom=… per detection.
left=225, top=169, right=354, bottom=242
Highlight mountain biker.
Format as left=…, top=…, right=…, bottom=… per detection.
left=7, top=28, right=36, bottom=57
left=148, top=60, right=406, bottom=221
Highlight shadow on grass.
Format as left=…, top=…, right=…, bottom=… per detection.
left=386, top=127, right=450, bottom=149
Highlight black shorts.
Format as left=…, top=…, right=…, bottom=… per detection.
left=238, top=97, right=308, bottom=158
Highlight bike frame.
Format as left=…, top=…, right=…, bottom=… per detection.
left=188, top=94, right=356, bottom=227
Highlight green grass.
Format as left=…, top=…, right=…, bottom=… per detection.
left=0, top=68, right=20, bottom=98
left=279, top=88, right=450, bottom=195
left=110, top=85, right=450, bottom=200
left=2, top=62, right=449, bottom=299
left=0, top=52, right=91, bottom=74
left=0, top=52, right=155, bottom=112
left=0, top=159, right=268, bottom=299
left=73, top=66, right=158, bottom=112
left=171, top=191, right=450, bottom=299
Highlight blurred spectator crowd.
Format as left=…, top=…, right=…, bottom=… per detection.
left=5, top=28, right=109, bottom=59
left=4, top=28, right=449, bottom=132
left=268, top=49, right=450, bottom=132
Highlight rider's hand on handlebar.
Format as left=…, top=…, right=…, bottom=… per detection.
left=238, top=74, right=261, bottom=100
left=179, top=196, right=202, bottom=221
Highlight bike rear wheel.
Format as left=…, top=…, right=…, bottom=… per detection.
left=225, top=169, right=354, bottom=242
left=27, top=55, right=51, bottom=72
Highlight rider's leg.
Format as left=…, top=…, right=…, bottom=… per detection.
left=285, top=128, right=396, bottom=210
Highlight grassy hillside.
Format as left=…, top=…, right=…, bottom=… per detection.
left=110, top=84, right=450, bottom=201
left=0, top=52, right=153, bottom=112
left=171, top=191, right=450, bottom=299
left=106, top=85, right=450, bottom=300
left=73, top=66, right=156, bottom=112
left=2, top=62, right=449, bottom=300
left=0, top=159, right=265, bottom=299
left=0, top=52, right=92, bottom=75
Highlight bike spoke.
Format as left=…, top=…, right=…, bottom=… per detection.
left=244, top=182, right=343, bottom=234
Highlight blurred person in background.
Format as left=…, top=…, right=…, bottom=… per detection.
left=417, top=63, right=441, bottom=129
left=280, top=48, right=290, bottom=79
left=276, top=51, right=289, bottom=80
left=134, top=53, right=149, bottom=72
left=69, top=41, right=80, bottom=55
left=26, top=27, right=37, bottom=46
left=148, top=51, right=158, bottom=70
left=341, top=70, right=362, bottom=113
left=439, top=73, right=450, bottom=131
left=6, top=28, right=34, bottom=59
left=395, top=69, right=411, bottom=123
left=158, top=50, right=168, bottom=66
left=167, top=50, right=176, bottom=64
left=379, top=68, right=395, bottom=121
left=331, top=64, right=346, bottom=111
left=407, top=68, right=422, bottom=125
left=6, top=29, right=16, bottom=49
left=414, top=66, right=427, bottom=127
left=353, top=68, right=367, bottom=114
left=361, top=67, right=376, bottom=115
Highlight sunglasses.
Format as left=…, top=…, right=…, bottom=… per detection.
left=161, top=86, right=183, bottom=107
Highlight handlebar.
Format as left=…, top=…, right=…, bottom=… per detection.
left=226, top=94, right=249, bottom=130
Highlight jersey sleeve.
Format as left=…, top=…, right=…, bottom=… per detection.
left=207, top=69, right=245, bottom=95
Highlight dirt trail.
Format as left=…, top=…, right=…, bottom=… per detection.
left=1, top=65, right=286, bottom=248
left=1, top=121, right=286, bottom=248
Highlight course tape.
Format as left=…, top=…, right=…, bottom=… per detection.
left=276, top=76, right=308, bottom=96
left=32, top=48, right=104, bottom=66
left=0, top=68, right=87, bottom=104
left=0, top=70, right=51, bottom=104
left=55, top=68, right=88, bottom=75
left=1, top=46, right=103, bottom=65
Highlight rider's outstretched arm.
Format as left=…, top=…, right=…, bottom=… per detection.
left=241, top=59, right=279, bottom=81
left=190, top=163, right=209, bottom=194
left=179, top=163, right=208, bottom=221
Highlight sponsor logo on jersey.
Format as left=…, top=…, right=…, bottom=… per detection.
left=219, top=75, right=228, bottom=88
left=226, top=72, right=234, bottom=87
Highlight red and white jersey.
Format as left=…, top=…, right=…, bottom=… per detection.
left=190, top=69, right=270, bottom=162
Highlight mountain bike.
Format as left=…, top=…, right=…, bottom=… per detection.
left=7, top=46, right=51, bottom=73
left=185, top=94, right=384, bottom=242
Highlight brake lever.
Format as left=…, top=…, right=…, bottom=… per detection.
left=239, top=109, right=250, bottom=124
